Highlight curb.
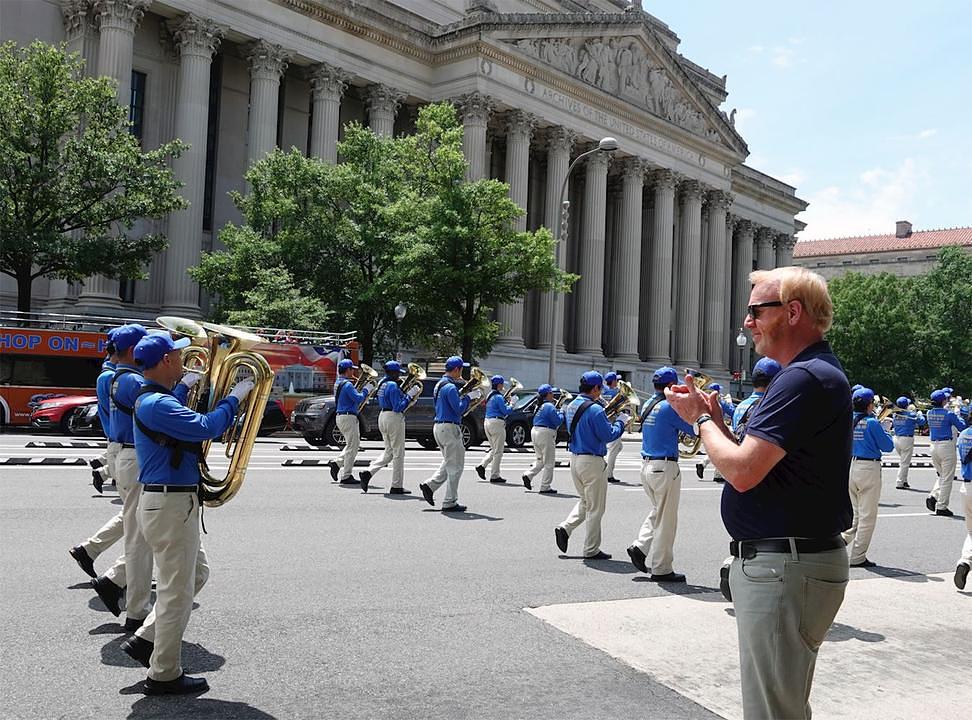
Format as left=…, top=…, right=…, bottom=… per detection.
left=25, top=441, right=106, bottom=449
left=1, top=457, right=88, bottom=465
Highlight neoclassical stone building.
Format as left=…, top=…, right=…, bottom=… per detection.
left=0, top=0, right=807, bottom=388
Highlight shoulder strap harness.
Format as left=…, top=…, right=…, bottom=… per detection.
left=568, top=400, right=596, bottom=438
left=133, top=385, right=207, bottom=470
left=639, top=395, right=666, bottom=425
left=110, top=368, right=142, bottom=416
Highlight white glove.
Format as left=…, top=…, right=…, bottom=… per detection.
left=406, top=385, right=422, bottom=399
left=179, top=372, right=202, bottom=388
left=362, top=383, right=376, bottom=396
left=466, top=389, right=482, bottom=401
left=229, top=379, right=255, bottom=403
left=615, top=412, right=632, bottom=427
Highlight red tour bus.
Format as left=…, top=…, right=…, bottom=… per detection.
left=0, top=311, right=357, bottom=429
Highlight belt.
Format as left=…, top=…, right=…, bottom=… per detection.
left=730, top=534, right=845, bottom=559
left=336, top=411, right=356, bottom=416
left=571, top=452, right=603, bottom=457
left=852, top=456, right=880, bottom=462
left=435, top=420, right=459, bottom=425
left=120, top=443, right=135, bottom=449
left=143, top=484, right=198, bottom=493
left=644, top=455, right=678, bottom=461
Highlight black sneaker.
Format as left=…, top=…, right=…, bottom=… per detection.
left=69, top=545, right=96, bottom=579
left=521, top=474, right=532, bottom=490
left=419, top=483, right=434, bottom=506
left=955, top=562, right=970, bottom=590
left=92, top=575, right=124, bottom=617
left=328, top=461, right=339, bottom=482
left=441, top=504, right=466, bottom=513
left=935, top=508, right=954, bottom=517
left=475, top=465, right=486, bottom=480
left=695, top=463, right=704, bottom=480
left=554, top=527, right=569, bottom=553
left=719, top=563, right=732, bottom=602
left=388, top=487, right=411, bottom=495
left=538, top=488, right=557, bottom=494
left=359, top=470, right=372, bottom=493
left=925, top=495, right=936, bottom=512
left=489, top=476, right=507, bottom=484
left=607, top=477, right=620, bottom=484
left=91, top=470, right=104, bottom=494
left=120, top=635, right=153, bottom=668
left=850, top=558, right=877, bottom=568
left=648, top=571, right=686, bottom=583
left=896, top=481, right=910, bottom=489
left=339, top=476, right=359, bottom=485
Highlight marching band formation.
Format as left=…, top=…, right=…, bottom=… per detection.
left=68, top=317, right=971, bottom=697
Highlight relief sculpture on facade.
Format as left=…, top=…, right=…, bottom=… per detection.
left=509, top=37, right=721, bottom=144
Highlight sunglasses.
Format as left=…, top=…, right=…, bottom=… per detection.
left=747, top=301, right=784, bottom=320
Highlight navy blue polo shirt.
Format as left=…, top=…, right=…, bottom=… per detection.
left=721, top=340, right=853, bottom=540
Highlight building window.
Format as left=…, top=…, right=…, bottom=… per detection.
left=129, top=71, right=147, bottom=144
left=119, top=279, right=135, bottom=304
left=202, top=55, right=223, bottom=232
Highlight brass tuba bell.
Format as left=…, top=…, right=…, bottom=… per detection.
left=400, top=362, right=427, bottom=413
left=503, top=377, right=524, bottom=404
left=459, top=366, right=491, bottom=417
left=353, top=363, right=380, bottom=413
left=678, top=370, right=712, bottom=458
left=603, top=380, right=638, bottom=430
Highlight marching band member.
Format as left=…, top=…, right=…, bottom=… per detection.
left=554, top=371, right=628, bottom=560
left=522, top=384, right=562, bottom=493
left=475, top=375, right=513, bottom=484
left=891, top=396, right=925, bottom=489
left=695, top=383, right=735, bottom=482
left=925, top=388, right=967, bottom=516
left=360, top=361, right=417, bottom=495
left=124, top=332, right=251, bottom=695
left=843, top=387, right=893, bottom=567
left=419, top=356, right=480, bottom=512
left=70, top=328, right=124, bottom=579
left=602, top=373, right=624, bottom=484
left=953, top=423, right=972, bottom=589
left=327, top=359, right=375, bottom=486
left=626, top=367, right=692, bottom=582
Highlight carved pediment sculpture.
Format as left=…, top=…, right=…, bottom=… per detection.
left=508, top=36, right=721, bottom=144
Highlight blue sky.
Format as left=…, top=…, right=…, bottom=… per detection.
left=644, top=1, right=972, bottom=239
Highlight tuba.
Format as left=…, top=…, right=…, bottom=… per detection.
left=678, top=370, right=712, bottom=458
left=400, top=362, right=427, bottom=413
left=459, top=366, right=491, bottom=417
left=503, top=377, right=523, bottom=404
left=603, top=380, right=638, bottom=430
left=353, top=363, right=379, bottom=413
left=157, top=316, right=210, bottom=411
left=555, top=390, right=574, bottom=409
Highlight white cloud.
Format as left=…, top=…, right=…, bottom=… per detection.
left=917, top=128, right=937, bottom=139
left=779, top=169, right=805, bottom=187
left=798, top=159, right=929, bottom=239
left=771, top=46, right=796, bottom=68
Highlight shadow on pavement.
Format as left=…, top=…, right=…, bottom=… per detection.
left=632, top=581, right=728, bottom=602
left=102, top=637, right=225, bottom=672
left=863, top=566, right=945, bottom=582
left=581, top=558, right=636, bottom=574
left=381, top=492, right=424, bottom=501
left=90, top=621, right=127, bottom=635
left=441, top=511, right=503, bottom=521
left=127, top=696, right=277, bottom=718
left=825, top=621, right=886, bottom=643
left=67, top=582, right=93, bottom=590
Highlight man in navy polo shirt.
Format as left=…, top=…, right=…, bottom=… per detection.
left=667, top=266, right=852, bottom=720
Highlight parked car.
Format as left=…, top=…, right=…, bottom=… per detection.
left=30, top=394, right=97, bottom=434
left=291, top=378, right=486, bottom=450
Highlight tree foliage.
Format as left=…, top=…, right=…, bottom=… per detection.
left=0, top=41, right=186, bottom=311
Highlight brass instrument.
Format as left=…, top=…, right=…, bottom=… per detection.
left=555, top=391, right=573, bottom=409
left=603, top=380, right=638, bottom=430
left=459, top=366, right=490, bottom=417
left=678, top=370, right=712, bottom=459
left=400, top=362, right=427, bottom=413
left=157, top=316, right=210, bottom=411
left=503, top=377, right=523, bottom=404
left=353, top=362, right=379, bottom=413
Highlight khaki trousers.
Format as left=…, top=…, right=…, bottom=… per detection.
left=605, top=438, right=623, bottom=478
left=730, top=547, right=848, bottom=720
left=335, top=414, right=360, bottom=481
left=136, top=544, right=209, bottom=645
left=893, top=435, right=915, bottom=487
left=560, top=454, right=608, bottom=558
left=115, top=447, right=152, bottom=621
left=368, top=411, right=405, bottom=489
left=138, top=488, right=201, bottom=682
left=100, top=442, right=127, bottom=586
left=82, top=511, right=123, bottom=561
left=842, top=459, right=882, bottom=564
left=632, top=458, right=681, bottom=575
left=930, top=439, right=957, bottom=510
left=479, top=418, right=507, bottom=479
left=91, top=450, right=112, bottom=483
left=959, top=483, right=972, bottom=566
left=525, top=427, right=557, bottom=491
left=426, top=423, right=465, bottom=508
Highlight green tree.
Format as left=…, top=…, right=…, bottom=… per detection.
left=0, top=41, right=186, bottom=312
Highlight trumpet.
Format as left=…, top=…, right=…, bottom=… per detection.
left=400, top=362, right=426, bottom=413
left=459, top=366, right=491, bottom=417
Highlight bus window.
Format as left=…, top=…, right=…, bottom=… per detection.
left=0, top=355, right=102, bottom=388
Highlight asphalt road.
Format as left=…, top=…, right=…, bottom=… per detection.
left=0, top=432, right=965, bottom=719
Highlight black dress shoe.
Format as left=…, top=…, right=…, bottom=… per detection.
left=555, top=527, right=569, bottom=553
left=120, top=635, right=153, bottom=668
left=713, top=476, right=726, bottom=483
left=850, top=559, right=877, bottom=568
left=328, top=461, right=339, bottom=482
left=955, top=562, right=970, bottom=590
left=91, top=470, right=104, bottom=494
left=719, top=563, right=732, bottom=602
left=936, top=508, right=954, bottom=517
left=70, top=545, right=96, bottom=579
left=359, top=470, right=372, bottom=493
left=649, top=571, right=686, bottom=583
left=896, top=481, right=910, bottom=489
left=607, top=477, right=620, bottom=484
left=626, top=545, right=648, bottom=573
left=388, top=487, right=411, bottom=495
left=339, top=476, right=359, bottom=485
left=143, top=673, right=209, bottom=696
left=441, top=504, right=466, bottom=513
left=585, top=551, right=612, bottom=560
left=489, top=477, right=507, bottom=484
left=92, top=575, right=124, bottom=617
left=475, top=465, right=486, bottom=480
left=419, top=483, right=434, bottom=506
left=538, top=488, right=557, bottom=494
left=522, top=474, right=532, bottom=490
left=695, top=463, right=704, bottom=480
left=124, top=617, right=144, bottom=632
left=925, top=495, right=937, bottom=511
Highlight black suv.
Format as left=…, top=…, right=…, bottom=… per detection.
left=503, top=389, right=570, bottom=448
left=291, top=378, right=485, bottom=449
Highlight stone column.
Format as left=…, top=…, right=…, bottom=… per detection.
left=776, top=233, right=796, bottom=266
left=645, top=170, right=677, bottom=365
left=609, top=158, right=646, bottom=361
left=363, top=84, right=405, bottom=138
left=308, top=62, right=349, bottom=163
left=702, top=191, right=732, bottom=370
left=730, top=219, right=755, bottom=371
left=536, top=127, right=574, bottom=350
left=755, top=226, right=776, bottom=270
left=495, top=111, right=536, bottom=347
left=723, top=213, right=737, bottom=370
left=160, top=15, right=222, bottom=316
left=673, top=180, right=704, bottom=368
left=246, top=40, right=290, bottom=167
left=455, top=93, right=493, bottom=181
left=574, top=150, right=610, bottom=356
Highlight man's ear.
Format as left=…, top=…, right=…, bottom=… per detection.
left=787, top=299, right=803, bottom=326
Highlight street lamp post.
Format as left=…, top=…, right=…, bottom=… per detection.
left=735, top=328, right=748, bottom=399
left=547, top=136, right=619, bottom=385
left=394, top=302, right=407, bottom=361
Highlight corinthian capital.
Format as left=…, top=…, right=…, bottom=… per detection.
left=620, top=157, right=649, bottom=182
left=505, top=110, right=537, bottom=140
left=167, top=14, right=223, bottom=58
left=679, top=179, right=703, bottom=201
left=776, top=232, right=796, bottom=250
left=650, top=168, right=678, bottom=190
left=706, top=189, right=733, bottom=211
left=61, top=0, right=92, bottom=39
left=363, top=84, right=406, bottom=115
left=544, top=126, right=576, bottom=155
left=733, top=218, right=754, bottom=239
left=246, top=40, right=290, bottom=80
left=308, top=62, right=351, bottom=100
left=94, top=0, right=150, bottom=32
left=454, top=92, right=494, bottom=126
left=756, top=226, right=776, bottom=247
left=585, top=147, right=611, bottom=171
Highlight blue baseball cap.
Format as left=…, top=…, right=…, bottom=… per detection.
left=490, top=375, right=505, bottom=387
left=338, top=359, right=357, bottom=372
left=851, top=384, right=863, bottom=393
left=604, top=372, right=618, bottom=384
left=896, top=396, right=910, bottom=409
left=652, top=366, right=678, bottom=385
left=384, top=360, right=402, bottom=373
left=943, top=387, right=954, bottom=396
left=112, top=324, right=148, bottom=352
left=444, top=356, right=467, bottom=371
left=752, top=357, right=782, bottom=380
left=709, top=383, right=722, bottom=393
left=931, top=389, right=947, bottom=404
left=133, top=333, right=190, bottom=369
left=581, top=370, right=604, bottom=388
left=538, top=383, right=553, bottom=397
left=852, top=387, right=875, bottom=405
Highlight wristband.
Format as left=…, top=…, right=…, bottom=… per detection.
left=694, top=413, right=713, bottom=435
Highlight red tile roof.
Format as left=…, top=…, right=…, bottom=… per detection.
left=794, top=226, right=972, bottom=258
